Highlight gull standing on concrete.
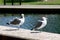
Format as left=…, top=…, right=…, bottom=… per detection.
left=31, top=17, right=47, bottom=31
left=6, top=14, right=25, bottom=30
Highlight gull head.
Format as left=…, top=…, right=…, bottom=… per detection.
left=42, top=17, right=47, bottom=20
left=21, top=14, right=24, bottom=17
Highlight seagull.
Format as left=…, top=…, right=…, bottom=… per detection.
left=31, top=17, right=47, bottom=31
left=6, top=14, right=25, bottom=30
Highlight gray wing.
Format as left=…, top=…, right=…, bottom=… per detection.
left=10, top=19, right=21, bottom=25
left=31, top=21, right=42, bottom=30
left=34, top=22, right=42, bottom=29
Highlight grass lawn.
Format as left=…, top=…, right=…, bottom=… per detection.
left=22, top=1, right=60, bottom=5
left=0, top=0, right=60, bottom=5
left=0, top=0, right=3, bottom=5
left=22, top=0, right=60, bottom=5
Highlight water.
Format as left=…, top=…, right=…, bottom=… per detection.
left=0, top=14, right=60, bottom=34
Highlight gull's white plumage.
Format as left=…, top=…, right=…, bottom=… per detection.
left=37, top=17, right=47, bottom=29
left=6, top=14, right=25, bottom=29
left=31, top=17, right=47, bottom=30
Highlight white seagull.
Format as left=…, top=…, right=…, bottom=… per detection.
left=6, top=14, right=25, bottom=30
left=31, top=17, right=47, bottom=31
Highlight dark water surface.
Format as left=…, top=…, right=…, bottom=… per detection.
left=0, top=14, right=60, bottom=34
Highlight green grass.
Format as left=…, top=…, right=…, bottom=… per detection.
left=22, top=0, right=60, bottom=5
left=22, top=2, right=60, bottom=5
left=0, top=0, right=60, bottom=5
left=0, top=0, right=3, bottom=5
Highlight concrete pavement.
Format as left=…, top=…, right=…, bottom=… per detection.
left=0, top=5, right=60, bottom=9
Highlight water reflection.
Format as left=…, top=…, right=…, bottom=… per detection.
left=0, top=14, right=60, bottom=34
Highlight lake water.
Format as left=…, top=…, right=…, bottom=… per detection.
left=0, top=14, right=60, bottom=34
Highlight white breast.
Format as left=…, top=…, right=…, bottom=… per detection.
left=37, top=19, right=47, bottom=29
left=19, top=18, right=25, bottom=25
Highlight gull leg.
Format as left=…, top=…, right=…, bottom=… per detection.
left=18, top=26, right=20, bottom=30
left=31, top=29, right=42, bottom=33
left=18, top=25, right=21, bottom=30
